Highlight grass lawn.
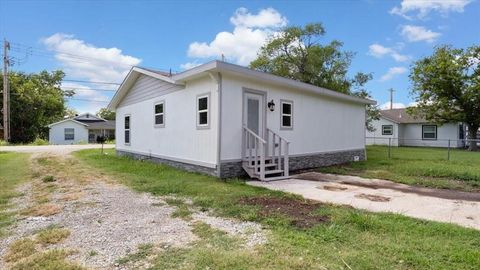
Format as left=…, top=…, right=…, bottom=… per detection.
left=0, top=152, right=30, bottom=237
left=76, top=149, right=480, bottom=270
left=319, top=145, right=480, bottom=192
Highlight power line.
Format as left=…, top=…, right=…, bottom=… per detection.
left=62, top=79, right=120, bottom=85
left=8, top=42, right=136, bottom=68
left=62, top=87, right=117, bottom=92
left=65, top=98, right=109, bottom=103
left=5, top=40, right=178, bottom=74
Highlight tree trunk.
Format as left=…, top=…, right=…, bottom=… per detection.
left=467, top=123, right=479, bottom=151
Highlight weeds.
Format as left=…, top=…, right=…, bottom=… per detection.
left=36, top=227, right=70, bottom=245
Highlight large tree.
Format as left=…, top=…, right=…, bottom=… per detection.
left=96, top=107, right=115, bottom=120
left=250, top=23, right=379, bottom=131
left=0, top=70, right=72, bottom=143
left=409, top=45, right=480, bottom=151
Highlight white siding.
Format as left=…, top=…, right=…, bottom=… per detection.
left=49, top=121, right=89, bottom=145
left=220, top=74, right=366, bottom=161
left=366, top=117, right=399, bottom=146
left=115, top=76, right=219, bottom=168
left=399, top=123, right=461, bottom=147
left=119, top=74, right=184, bottom=107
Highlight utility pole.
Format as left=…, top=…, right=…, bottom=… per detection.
left=3, top=39, right=10, bottom=141
left=388, top=88, right=395, bottom=110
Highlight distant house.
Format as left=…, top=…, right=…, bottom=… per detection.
left=48, top=113, right=115, bottom=145
left=366, top=108, right=465, bottom=148
left=107, top=61, right=375, bottom=181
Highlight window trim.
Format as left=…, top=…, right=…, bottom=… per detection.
left=124, top=114, right=131, bottom=145
left=64, top=128, right=74, bottom=141
left=280, top=99, right=293, bottom=130
left=154, top=100, right=165, bottom=128
left=196, top=93, right=210, bottom=129
left=382, top=125, right=393, bottom=135
left=422, top=125, right=437, bottom=140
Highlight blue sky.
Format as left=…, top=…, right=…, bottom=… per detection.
left=1, top=0, right=479, bottom=113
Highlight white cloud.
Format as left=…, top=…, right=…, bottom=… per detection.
left=390, top=0, right=472, bottom=19
left=380, top=67, right=408, bottom=82
left=42, top=33, right=141, bottom=82
left=401, top=25, right=441, bottom=43
left=61, top=82, right=112, bottom=113
left=184, top=7, right=286, bottom=66
left=42, top=33, right=141, bottom=113
left=230, top=7, right=287, bottom=28
left=180, top=61, right=202, bottom=70
left=380, top=102, right=407, bottom=110
left=368, top=43, right=410, bottom=62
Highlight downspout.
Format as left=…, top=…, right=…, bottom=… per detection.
left=208, top=72, right=223, bottom=177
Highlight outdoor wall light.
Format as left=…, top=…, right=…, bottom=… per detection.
left=268, top=100, right=275, bottom=111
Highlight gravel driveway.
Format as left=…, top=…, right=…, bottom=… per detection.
left=248, top=172, right=480, bottom=230
left=0, top=144, right=115, bottom=155
left=1, top=150, right=267, bottom=269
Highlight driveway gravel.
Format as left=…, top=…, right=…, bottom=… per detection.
left=0, top=151, right=267, bottom=269
left=0, top=144, right=114, bottom=155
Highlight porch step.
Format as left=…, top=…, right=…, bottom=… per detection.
left=248, top=163, right=278, bottom=169
left=262, top=176, right=290, bottom=182
left=264, top=169, right=284, bottom=175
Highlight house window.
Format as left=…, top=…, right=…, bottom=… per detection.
left=197, top=94, right=209, bottom=128
left=280, top=100, right=293, bottom=129
left=382, top=125, right=393, bottom=135
left=422, top=125, right=437, bottom=140
left=124, top=116, right=130, bottom=144
left=64, top=128, right=74, bottom=140
left=154, top=101, right=165, bottom=127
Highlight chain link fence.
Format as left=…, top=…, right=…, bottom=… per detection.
left=366, top=137, right=480, bottom=161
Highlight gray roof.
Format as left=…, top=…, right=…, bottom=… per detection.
left=380, top=108, right=428, bottom=124
left=83, top=120, right=115, bottom=130
left=139, top=67, right=173, bottom=77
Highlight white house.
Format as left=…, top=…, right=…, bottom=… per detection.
left=48, top=113, right=115, bottom=145
left=108, top=61, right=375, bottom=180
left=366, top=108, right=465, bottom=148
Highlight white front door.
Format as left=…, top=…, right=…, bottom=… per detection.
left=243, top=91, right=265, bottom=138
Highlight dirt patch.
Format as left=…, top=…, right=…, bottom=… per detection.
left=321, top=185, right=348, bottom=191
left=22, top=203, right=62, bottom=216
left=355, top=193, right=391, bottom=202
left=239, top=197, right=329, bottom=228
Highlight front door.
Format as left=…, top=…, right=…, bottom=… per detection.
left=243, top=91, right=265, bottom=138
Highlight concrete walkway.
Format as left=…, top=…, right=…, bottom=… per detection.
left=0, top=144, right=114, bottom=155
left=248, top=172, right=480, bottom=230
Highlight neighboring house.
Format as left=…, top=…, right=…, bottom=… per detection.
left=48, top=113, right=115, bottom=145
left=366, top=108, right=465, bottom=148
left=108, top=61, right=375, bottom=181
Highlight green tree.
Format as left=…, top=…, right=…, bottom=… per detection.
left=0, top=70, right=71, bottom=143
left=352, top=73, right=380, bottom=132
left=409, top=45, right=480, bottom=151
left=65, top=107, right=78, bottom=118
left=250, top=22, right=378, bottom=130
left=96, top=107, right=115, bottom=120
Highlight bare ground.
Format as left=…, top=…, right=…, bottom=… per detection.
left=0, top=152, right=267, bottom=269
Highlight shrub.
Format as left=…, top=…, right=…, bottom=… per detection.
left=32, top=138, right=49, bottom=145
